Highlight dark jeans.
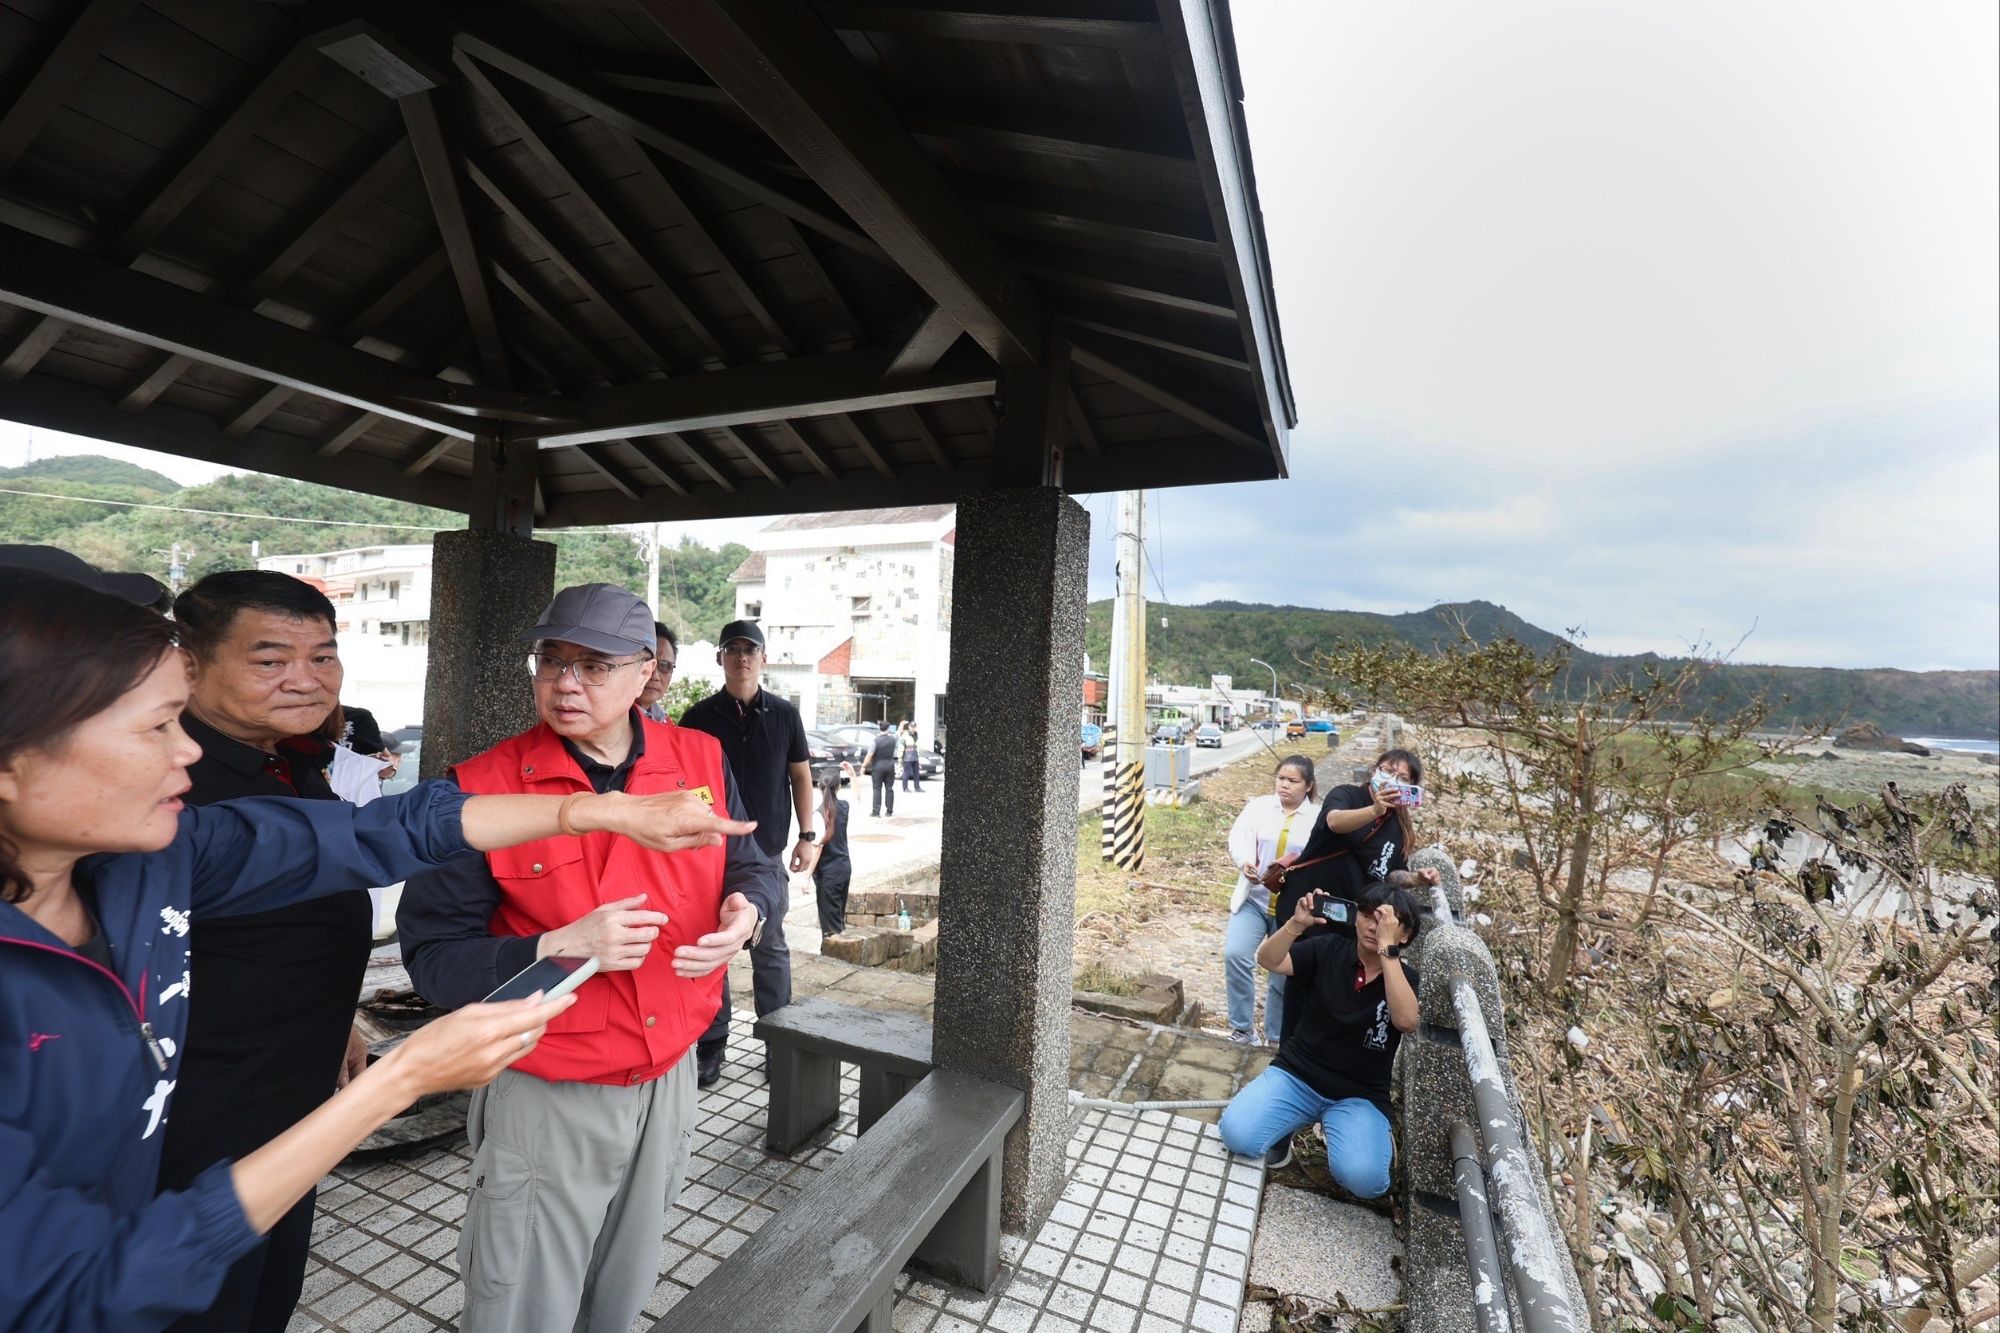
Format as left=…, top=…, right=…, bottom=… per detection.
left=698, top=866, right=791, bottom=1053
left=165, top=1189, right=314, bottom=1333
left=901, top=757, right=921, bottom=792
left=815, top=870, right=851, bottom=937
left=870, top=764, right=895, bottom=815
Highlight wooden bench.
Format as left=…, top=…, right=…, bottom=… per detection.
left=652, top=1069, right=1024, bottom=1333
left=755, top=997, right=934, bottom=1153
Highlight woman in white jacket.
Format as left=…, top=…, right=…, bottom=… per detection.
left=1223, top=754, right=1320, bottom=1044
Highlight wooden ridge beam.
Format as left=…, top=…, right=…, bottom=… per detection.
left=1068, top=325, right=1263, bottom=454
left=527, top=343, right=997, bottom=449
left=0, top=0, right=144, bottom=181
left=637, top=0, right=1042, bottom=367
left=0, top=222, right=478, bottom=437
left=814, top=3, right=1165, bottom=52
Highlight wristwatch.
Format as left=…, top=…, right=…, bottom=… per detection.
left=750, top=910, right=768, bottom=948
left=1384, top=943, right=1405, bottom=960
left=799, top=831, right=817, bottom=843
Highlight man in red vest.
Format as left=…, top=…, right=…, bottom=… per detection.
left=398, top=583, right=785, bottom=1333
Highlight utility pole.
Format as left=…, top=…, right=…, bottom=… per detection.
left=1102, top=490, right=1146, bottom=868
left=644, top=522, right=662, bottom=621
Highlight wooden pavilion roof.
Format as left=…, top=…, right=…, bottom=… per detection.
left=0, top=0, right=1293, bottom=526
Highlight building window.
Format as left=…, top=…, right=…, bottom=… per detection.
left=850, top=595, right=872, bottom=617
left=744, top=601, right=762, bottom=619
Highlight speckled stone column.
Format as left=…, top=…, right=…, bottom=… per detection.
left=933, top=487, right=1089, bottom=1234
left=418, top=528, right=557, bottom=778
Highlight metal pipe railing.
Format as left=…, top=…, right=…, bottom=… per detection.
left=1450, top=977, right=1582, bottom=1333
left=1450, top=1120, right=1514, bottom=1333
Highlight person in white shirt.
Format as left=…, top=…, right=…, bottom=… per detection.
left=1223, top=754, right=1320, bottom=1044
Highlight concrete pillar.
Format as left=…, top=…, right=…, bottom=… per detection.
left=933, top=487, right=1089, bottom=1234
left=418, top=528, right=557, bottom=777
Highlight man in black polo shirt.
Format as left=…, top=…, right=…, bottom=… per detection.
left=157, top=571, right=372, bottom=1333
left=680, top=619, right=818, bottom=1084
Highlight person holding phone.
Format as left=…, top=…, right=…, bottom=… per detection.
left=0, top=570, right=749, bottom=1333
left=1218, top=874, right=1425, bottom=1185
left=1222, top=755, right=1319, bottom=1045
left=397, top=584, right=789, bottom=1333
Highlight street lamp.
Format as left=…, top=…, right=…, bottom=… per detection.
left=1248, top=657, right=1277, bottom=716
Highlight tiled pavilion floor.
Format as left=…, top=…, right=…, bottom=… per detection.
left=290, top=955, right=1274, bottom=1332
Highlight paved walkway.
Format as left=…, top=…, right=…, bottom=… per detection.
left=297, top=955, right=1276, bottom=1332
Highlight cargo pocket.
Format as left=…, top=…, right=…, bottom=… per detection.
left=460, top=1137, right=537, bottom=1300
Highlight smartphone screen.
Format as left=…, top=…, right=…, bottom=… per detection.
left=483, top=954, right=600, bottom=1005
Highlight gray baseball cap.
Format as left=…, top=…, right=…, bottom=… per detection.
left=520, top=583, right=655, bottom=656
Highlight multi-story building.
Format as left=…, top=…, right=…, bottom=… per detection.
left=728, top=505, right=957, bottom=740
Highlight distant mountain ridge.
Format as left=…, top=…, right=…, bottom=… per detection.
left=0, top=455, right=182, bottom=492
left=1084, top=598, right=2000, bottom=740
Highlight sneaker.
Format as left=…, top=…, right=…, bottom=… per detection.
left=1264, top=1137, right=1293, bottom=1171
left=697, top=1043, right=724, bottom=1088
left=1228, top=1030, right=1255, bottom=1046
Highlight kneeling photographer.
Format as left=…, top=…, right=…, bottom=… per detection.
left=1217, top=874, right=1423, bottom=1193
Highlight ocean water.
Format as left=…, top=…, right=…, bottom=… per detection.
left=1905, top=736, right=2000, bottom=755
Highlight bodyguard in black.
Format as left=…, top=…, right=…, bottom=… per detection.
left=679, top=619, right=818, bottom=1084
left=158, top=573, right=371, bottom=1333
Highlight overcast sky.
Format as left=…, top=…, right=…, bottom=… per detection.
left=3, top=1, right=1995, bottom=670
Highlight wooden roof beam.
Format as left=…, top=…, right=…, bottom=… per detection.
left=1000, top=238, right=1235, bottom=320
left=0, top=221, right=478, bottom=438
left=637, top=0, right=1042, bottom=368
left=1064, top=309, right=1250, bottom=372
left=573, top=443, right=648, bottom=501
left=886, top=306, right=962, bottom=376
left=527, top=344, right=997, bottom=449
left=901, top=99, right=1196, bottom=180
left=0, top=0, right=144, bottom=181
left=402, top=90, right=510, bottom=384
left=815, top=3, right=1165, bottom=53
left=441, top=8, right=884, bottom=258
left=1068, top=325, right=1262, bottom=454
left=947, top=171, right=1216, bottom=257
left=621, top=436, right=693, bottom=497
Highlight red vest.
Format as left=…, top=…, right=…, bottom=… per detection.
left=451, top=719, right=730, bottom=1086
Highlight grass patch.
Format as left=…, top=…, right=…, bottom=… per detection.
left=1072, top=959, right=1142, bottom=996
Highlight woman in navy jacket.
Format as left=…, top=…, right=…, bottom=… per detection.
left=0, top=573, right=753, bottom=1332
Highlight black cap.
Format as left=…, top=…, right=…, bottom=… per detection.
left=521, top=583, right=656, bottom=656
left=342, top=705, right=387, bottom=754
left=717, top=618, right=765, bottom=650
left=0, top=544, right=167, bottom=606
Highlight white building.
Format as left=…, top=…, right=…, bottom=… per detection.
left=727, top=505, right=956, bottom=739
left=259, top=544, right=434, bottom=732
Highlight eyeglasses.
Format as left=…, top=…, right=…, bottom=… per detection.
left=720, top=644, right=761, bottom=659
left=527, top=652, right=651, bottom=687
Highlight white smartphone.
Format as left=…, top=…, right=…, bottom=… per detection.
left=482, top=954, right=600, bottom=1005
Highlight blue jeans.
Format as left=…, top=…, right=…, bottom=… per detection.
left=1218, top=1066, right=1395, bottom=1198
left=1223, top=902, right=1285, bottom=1039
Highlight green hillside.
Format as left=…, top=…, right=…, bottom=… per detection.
left=0, top=456, right=746, bottom=639
left=1086, top=598, right=2000, bottom=739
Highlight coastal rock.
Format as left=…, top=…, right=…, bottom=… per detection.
left=1834, top=722, right=1929, bottom=756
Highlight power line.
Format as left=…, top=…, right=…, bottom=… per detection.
left=0, top=485, right=639, bottom=538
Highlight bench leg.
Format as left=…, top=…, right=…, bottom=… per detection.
left=765, top=1045, right=841, bottom=1153
left=911, top=1147, right=1003, bottom=1291
left=858, top=1066, right=924, bottom=1135
left=858, top=1287, right=895, bottom=1333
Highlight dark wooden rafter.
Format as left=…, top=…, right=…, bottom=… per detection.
left=899, top=99, right=1196, bottom=180
left=814, top=2, right=1166, bottom=52
left=0, top=0, right=144, bottom=181
left=886, top=306, right=963, bottom=376
left=491, top=260, right=615, bottom=382
left=583, top=49, right=733, bottom=105
left=999, top=238, right=1234, bottom=319
left=945, top=171, right=1216, bottom=257
left=574, top=443, right=647, bottom=500
left=1064, top=309, right=1249, bottom=372
left=3, top=39, right=317, bottom=380
left=1067, top=325, right=1262, bottom=453
left=399, top=434, right=457, bottom=476
left=619, top=436, right=693, bottom=498
left=402, top=90, right=510, bottom=384
left=223, top=246, right=450, bottom=437
left=116, top=136, right=418, bottom=413
left=637, top=0, right=1041, bottom=368
left=525, top=344, right=997, bottom=449
left=443, top=8, right=885, bottom=258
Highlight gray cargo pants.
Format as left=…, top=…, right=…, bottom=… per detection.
left=457, top=1051, right=697, bottom=1333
